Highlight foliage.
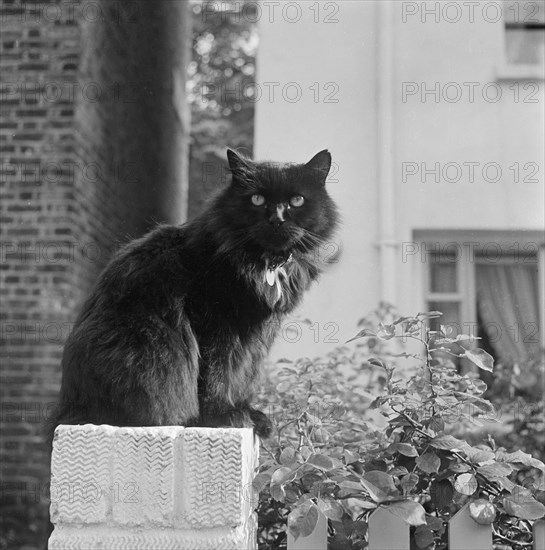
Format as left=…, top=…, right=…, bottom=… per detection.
left=256, top=305, right=545, bottom=550
left=188, top=0, right=258, bottom=217
left=188, top=0, right=257, bottom=151
left=483, top=356, right=545, bottom=464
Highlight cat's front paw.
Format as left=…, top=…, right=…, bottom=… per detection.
left=248, top=408, right=272, bottom=439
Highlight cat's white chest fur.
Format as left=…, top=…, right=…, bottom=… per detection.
left=263, top=265, right=289, bottom=302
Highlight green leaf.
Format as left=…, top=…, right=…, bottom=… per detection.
left=426, top=515, right=444, bottom=531
left=312, top=427, right=330, bottom=444
left=393, top=316, right=413, bottom=325
left=429, top=434, right=469, bottom=451
left=311, top=481, right=337, bottom=498
left=252, top=472, right=271, bottom=493
left=463, top=447, right=495, bottom=465
left=270, top=483, right=286, bottom=502
left=270, top=465, right=298, bottom=502
left=400, top=473, right=419, bottom=495
left=389, top=466, right=409, bottom=476
left=454, top=473, right=478, bottom=496
left=377, top=322, right=396, bottom=340
left=450, top=462, right=471, bottom=473
left=276, top=381, right=292, bottom=392
left=435, top=333, right=479, bottom=344
left=414, top=525, right=435, bottom=548
left=496, top=449, right=545, bottom=472
left=386, top=500, right=427, bottom=526
left=271, top=466, right=297, bottom=487
left=503, top=494, right=545, bottom=520
left=494, top=476, right=515, bottom=492
left=416, top=452, right=441, bottom=474
left=347, top=497, right=378, bottom=510
left=463, top=348, right=494, bottom=372
left=306, top=413, right=322, bottom=426
left=428, top=415, right=445, bottom=433
left=417, top=311, right=443, bottom=319
left=346, top=328, right=376, bottom=343
left=453, top=392, right=495, bottom=413
left=301, top=472, right=323, bottom=491
left=343, top=450, right=359, bottom=464
left=280, top=447, right=297, bottom=466
left=339, top=479, right=365, bottom=492
left=285, top=486, right=302, bottom=505
left=476, top=462, right=513, bottom=479
left=469, top=499, right=496, bottom=525
left=387, top=442, right=418, bottom=457
left=288, top=502, right=320, bottom=540
left=317, top=497, right=344, bottom=521
left=360, top=471, right=399, bottom=503
left=300, top=446, right=312, bottom=460
left=307, top=453, right=340, bottom=471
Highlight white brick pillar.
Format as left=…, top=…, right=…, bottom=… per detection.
left=48, top=425, right=259, bottom=549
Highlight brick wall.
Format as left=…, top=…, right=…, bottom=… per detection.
left=0, top=1, right=191, bottom=547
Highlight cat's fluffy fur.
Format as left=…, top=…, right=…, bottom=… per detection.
left=51, top=149, right=339, bottom=438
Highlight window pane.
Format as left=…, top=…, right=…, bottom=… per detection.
left=428, top=301, right=460, bottom=334
left=430, top=262, right=457, bottom=293
left=506, top=28, right=545, bottom=64
left=476, top=263, right=540, bottom=363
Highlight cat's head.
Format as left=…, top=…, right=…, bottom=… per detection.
left=217, top=149, right=339, bottom=257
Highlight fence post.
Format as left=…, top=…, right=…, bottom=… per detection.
left=534, top=519, right=545, bottom=550
left=448, top=502, right=492, bottom=550
left=48, top=424, right=259, bottom=549
left=368, top=507, right=410, bottom=550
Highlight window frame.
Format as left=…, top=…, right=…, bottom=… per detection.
left=416, top=230, right=544, bottom=350
left=497, top=0, right=545, bottom=80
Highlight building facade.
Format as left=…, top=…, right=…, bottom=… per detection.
left=254, top=0, right=545, bottom=363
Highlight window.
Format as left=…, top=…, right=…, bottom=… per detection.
left=503, top=1, right=545, bottom=65
left=423, top=238, right=543, bottom=369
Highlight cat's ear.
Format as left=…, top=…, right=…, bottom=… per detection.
left=227, top=148, right=248, bottom=174
left=305, top=150, right=332, bottom=185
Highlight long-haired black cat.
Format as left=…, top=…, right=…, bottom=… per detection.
left=51, top=149, right=339, bottom=438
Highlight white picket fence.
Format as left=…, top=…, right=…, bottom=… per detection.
left=48, top=425, right=544, bottom=550
left=287, top=505, right=545, bottom=550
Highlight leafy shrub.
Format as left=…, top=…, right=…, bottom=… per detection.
left=483, top=356, right=544, bottom=464
left=255, top=306, right=545, bottom=550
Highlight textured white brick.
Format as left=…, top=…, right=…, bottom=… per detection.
left=50, top=424, right=114, bottom=524
left=48, top=522, right=257, bottom=550
left=179, top=427, right=259, bottom=529
left=112, top=427, right=178, bottom=526
left=49, top=424, right=258, bottom=550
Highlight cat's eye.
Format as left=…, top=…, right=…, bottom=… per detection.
left=289, top=195, right=305, bottom=208
left=251, top=194, right=265, bottom=206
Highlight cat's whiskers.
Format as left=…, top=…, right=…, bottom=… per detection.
left=297, top=233, right=323, bottom=252
left=301, top=228, right=327, bottom=241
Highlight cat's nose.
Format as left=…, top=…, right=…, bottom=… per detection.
left=269, top=204, right=286, bottom=228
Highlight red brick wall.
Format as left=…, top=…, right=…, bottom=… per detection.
left=0, top=1, right=191, bottom=546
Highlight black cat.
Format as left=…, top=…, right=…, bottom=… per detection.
left=51, top=149, right=339, bottom=438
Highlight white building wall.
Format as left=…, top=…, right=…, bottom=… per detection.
left=255, top=1, right=544, bottom=359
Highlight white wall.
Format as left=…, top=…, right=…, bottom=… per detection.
left=255, top=1, right=381, bottom=355
left=255, top=0, right=545, bottom=360
left=392, top=1, right=545, bottom=317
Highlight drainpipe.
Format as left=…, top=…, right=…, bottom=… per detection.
left=376, top=1, right=398, bottom=306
